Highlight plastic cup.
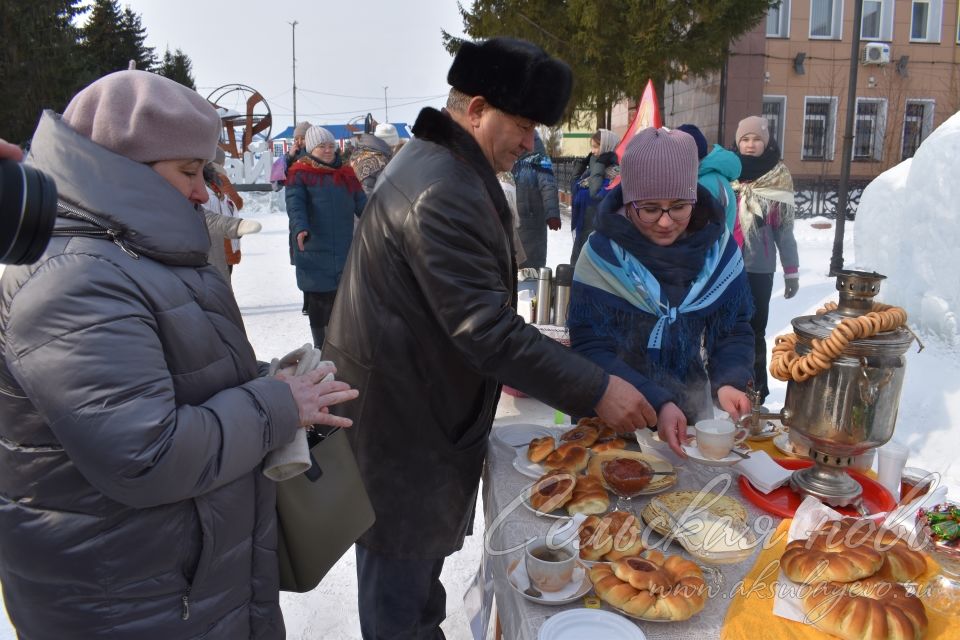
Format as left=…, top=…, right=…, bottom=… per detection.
left=876, top=441, right=910, bottom=502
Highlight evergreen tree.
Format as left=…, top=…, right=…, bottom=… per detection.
left=0, top=0, right=88, bottom=144
left=83, top=0, right=154, bottom=77
left=157, top=47, right=196, bottom=90
left=444, top=0, right=775, bottom=127
left=119, top=6, right=155, bottom=71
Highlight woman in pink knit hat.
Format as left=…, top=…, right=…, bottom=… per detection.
left=569, top=127, right=755, bottom=456
left=0, top=70, right=358, bottom=639
left=731, top=115, right=800, bottom=404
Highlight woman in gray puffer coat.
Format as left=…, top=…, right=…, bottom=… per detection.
left=0, top=71, right=358, bottom=639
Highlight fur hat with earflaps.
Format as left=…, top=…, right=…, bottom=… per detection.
left=447, top=37, right=573, bottom=126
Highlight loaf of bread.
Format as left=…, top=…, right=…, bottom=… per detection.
left=603, top=510, right=644, bottom=560
left=565, top=475, right=610, bottom=516
left=542, top=443, right=589, bottom=473
left=590, top=549, right=706, bottom=621
left=801, top=578, right=927, bottom=640
left=526, top=436, right=555, bottom=463
left=528, top=471, right=576, bottom=514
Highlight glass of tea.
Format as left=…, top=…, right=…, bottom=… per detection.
left=900, top=467, right=935, bottom=505
left=524, top=534, right=577, bottom=592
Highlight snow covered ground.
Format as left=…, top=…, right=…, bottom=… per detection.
left=2, top=140, right=959, bottom=636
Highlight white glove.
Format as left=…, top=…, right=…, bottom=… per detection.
left=237, top=219, right=262, bottom=236
left=270, top=343, right=332, bottom=380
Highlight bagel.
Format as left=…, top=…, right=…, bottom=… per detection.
left=590, top=549, right=706, bottom=621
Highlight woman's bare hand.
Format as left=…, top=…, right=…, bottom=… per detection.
left=278, top=367, right=359, bottom=428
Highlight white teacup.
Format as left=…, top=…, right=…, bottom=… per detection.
left=524, top=535, right=577, bottom=592
left=694, top=419, right=749, bottom=460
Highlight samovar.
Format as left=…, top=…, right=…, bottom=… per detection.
left=742, top=270, right=915, bottom=509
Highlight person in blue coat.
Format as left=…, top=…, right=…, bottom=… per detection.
left=569, top=127, right=755, bottom=456
left=678, top=123, right=742, bottom=233
left=285, top=126, right=367, bottom=347
left=512, top=130, right=561, bottom=268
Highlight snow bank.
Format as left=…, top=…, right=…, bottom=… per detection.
left=855, top=110, right=960, bottom=343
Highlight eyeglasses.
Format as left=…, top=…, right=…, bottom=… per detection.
left=628, top=201, right=695, bottom=224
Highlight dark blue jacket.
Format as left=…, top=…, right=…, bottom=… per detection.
left=285, top=155, right=366, bottom=292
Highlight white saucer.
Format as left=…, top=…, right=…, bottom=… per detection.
left=538, top=609, right=646, bottom=639
left=773, top=432, right=808, bottom=458
left=507, top=559, right=592, bottom=606
left=746, top=419, right=784, bottom=441
left=681, top=439, right=752, bottom=467
left=492, top=423, right=558, bottom=448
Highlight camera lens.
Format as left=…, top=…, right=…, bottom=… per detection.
left=0, top=159, right=58, bottom=265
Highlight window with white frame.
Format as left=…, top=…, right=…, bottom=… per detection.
left=853, top=98, right=887, bottom=161
left=767, top=0, right=791, bottom=37
left=910, top=0, right=943, bottom=42
left=273, top=142, right=285, bottom=157
left=861, top=0, right=895, bottom=40
left=802, top=97, right=838, bottom=161
left=810, top=0, right=843, bottom=39
left=901, top=100, right=935, bottom=160
left=762, top=96, right=787, bottom=157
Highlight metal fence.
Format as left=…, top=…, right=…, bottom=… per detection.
left=551, top=156, right=870, bottom=220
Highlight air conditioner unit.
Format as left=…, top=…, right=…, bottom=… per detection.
left=862, top=42, right=891, bottom=65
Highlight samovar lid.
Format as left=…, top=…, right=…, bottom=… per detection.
left=792, top=269, right=914, bottom=355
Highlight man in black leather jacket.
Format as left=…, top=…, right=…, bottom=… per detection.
left=324, top=37, right=658, bottom=640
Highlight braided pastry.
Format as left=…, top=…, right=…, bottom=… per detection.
left=560, top=424, right=599, bottom=447
left=592, top=438, right=627, bottom=453
left=578, top=515, right=614, bottom=560
left=801, top=578, right=928, bottom=640
left=528, top=471, right=576, bottom=513
left=527, top=436, right=555, bottom=463
left=576, top=511, right=643, bottom=561
left=542, top=443, right=589, bottom=473
left=781, top=535, right=884, bottom=585
left=590, top=549, right=707, bottom=621
left=770, top=303, right=908, bottom=382
left=565, top=475, right=610, bottom=516
left=811, top=519, right=928, bottom=583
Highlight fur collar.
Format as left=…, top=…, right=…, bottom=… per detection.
left=411, top=107, right=514, bottom=236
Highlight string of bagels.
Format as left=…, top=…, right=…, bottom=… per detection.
left=769, top=302, right=912, bottom=383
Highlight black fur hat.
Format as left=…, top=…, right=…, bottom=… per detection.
left=447, top=37, right=573, bottom=126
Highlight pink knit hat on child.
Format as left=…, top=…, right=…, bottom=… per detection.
left=63, top=70, right=221, bottom=163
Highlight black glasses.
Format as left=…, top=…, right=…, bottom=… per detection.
left=628, top=201, right=695, bottom=223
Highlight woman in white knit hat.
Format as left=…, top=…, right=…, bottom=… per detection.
left=285, top=125, right=367, bottom=347
left=0, top=70, right=358, bottom=639
left=569, top=127, right=755, bottom=456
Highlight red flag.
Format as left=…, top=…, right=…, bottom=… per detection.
left=615, top=79, right=662, bottom=161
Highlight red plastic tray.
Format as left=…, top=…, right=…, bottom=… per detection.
left=738, top=458, right=896, bottom=518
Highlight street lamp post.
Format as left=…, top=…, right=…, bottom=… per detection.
left=383, top=86, right=389, bottom=123
left=289, top=20, right=298, bottom=129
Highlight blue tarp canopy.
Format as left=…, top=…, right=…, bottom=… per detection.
left=272, top=123, right=410, bottom=141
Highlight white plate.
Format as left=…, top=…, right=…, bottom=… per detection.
left=507, top=559, right=593, bottom=606
left=746, top=418, right=784, bottom=441
left=492, top=423, right=558, bottom=448
left=773, top=432, right=808, bottom=458
left=538, top=608, right=646, bottom=640
left=681, top=439, right=752, bottom=467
